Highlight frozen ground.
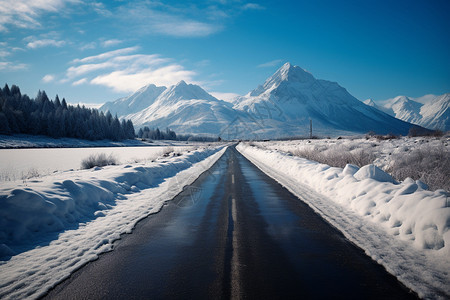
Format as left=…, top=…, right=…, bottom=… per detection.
left=0, top=134, right=200, bottom=149
left=0, top=145, right=227, bottom=299
left=250, top=136, right=450, bottom=191
left=0, top=145, right=201, bottom=182
left=237, top=142, right=449, bottom=299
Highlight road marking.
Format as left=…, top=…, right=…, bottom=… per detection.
left=230, top=197, right=240, bottom=299
left=231, top=198, right=237, bottom=222
left=232, top=174, right=235, bottom=184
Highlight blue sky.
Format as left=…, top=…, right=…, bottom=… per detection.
left=0, top=0, right=449, bottom=105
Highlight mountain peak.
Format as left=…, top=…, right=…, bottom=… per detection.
left=249, top=62, right=315, bottom=97
left=158, top=80, right=218, bottom=103
left=280, top=62, right=293, bottom=71
left=175, top=80, right=187, bottom=87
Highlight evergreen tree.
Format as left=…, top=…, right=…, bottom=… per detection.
left=0, top=83, right=136, bottom=141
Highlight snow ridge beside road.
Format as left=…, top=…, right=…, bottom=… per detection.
left=0, top=145, right=227, bottom=299
left=237, top=143, right=449, bottom=299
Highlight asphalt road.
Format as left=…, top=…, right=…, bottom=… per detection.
left=43, top=146, right=417, bottom=299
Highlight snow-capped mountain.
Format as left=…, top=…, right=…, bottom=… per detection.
left=233, top=63, right=414, bottom=137
left=121, top=81, right=242, bottom=136
left=100, top=84, right=166, bottom=116
left=101, top=63, right=421, bottom=138
left=419, top=94, right=450, bottom=131
left=367, top=94, right=449, bottom=131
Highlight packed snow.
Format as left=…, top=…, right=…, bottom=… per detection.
left=237, top=142, right=449, bottom=299
left=0, top=145, right=227, bottom=299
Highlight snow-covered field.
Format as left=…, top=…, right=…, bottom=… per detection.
left=0, top=145, right=199, bottom=182
left=0, top=134, right=190, bottom=149
left=250, top=136, right=450, bottom=191
left=237, top=142, right=449, bottom=299
left=0, top=144, right=228, bottom=299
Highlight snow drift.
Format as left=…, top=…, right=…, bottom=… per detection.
left=237, top=143, right=449, bottom=299
left=0, top=145, right=227, bottom=299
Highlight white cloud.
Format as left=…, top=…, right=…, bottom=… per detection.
left=91, top=65, right=196, bottom=93
left=102, top=39, right=122, bottom=47
left=0, top=0, right=76, bottom=32
left=73, top=46, right=139, bottom=64
left=118, top=4, right=221, bottom=38
left=72, top=78, right=87, bottom=86
left=0, top=61, right=28, bottom=71
left=242, top=3, right=265, bottom=10
left=80, top=42, right=97, bottom=51
left=42, top=74, right=55, bottom=82
left=0, top=49, right=10, bottom=57
left=67, top=62, right=114, bottom=78
left=258, top=59, right=283, bottom=68
left=67, top=46, right=197, bottom=93
left=27, top=39, right=66, bottom=49
left=153, top=20, right=221, bottom=37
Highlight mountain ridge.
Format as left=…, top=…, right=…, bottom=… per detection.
left=366, top=94, right=449, bottom=131
left=100, top=63, right=432, bottom=138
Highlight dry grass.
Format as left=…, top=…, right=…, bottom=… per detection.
left=81, top=153, right=117, bottom=169
left=290, top=147, right=376, bottom=168
left=386, top=145, right=450, bottom=191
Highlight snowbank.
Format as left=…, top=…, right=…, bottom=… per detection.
left=0, top=145, right=227, bottom=299
left=237, top=143, right=449, bottom=299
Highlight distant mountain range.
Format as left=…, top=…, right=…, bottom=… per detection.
left=100, top=63, right=432, bottom=139
left=364, top=94, right=449, bottom=131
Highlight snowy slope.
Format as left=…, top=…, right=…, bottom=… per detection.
left=234, top=63, right=415, bottom=136
left=100, top=84, right=166, bottom=116
left=103, top=63, right=420, bottom=138
left=420, top=94, right=450, bottom=131
left=124, top=81, right=244, bottom=137
left=237, top=143, right=449, bottom=299
left=372, top=94, right=450, bottom=131
left=0, top=145, right=228, bottom=299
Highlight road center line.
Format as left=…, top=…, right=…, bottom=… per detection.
left=232, top=174, right=235, bottom=184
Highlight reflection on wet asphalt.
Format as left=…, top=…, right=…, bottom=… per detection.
left=43, top=146, right=417, bottom=299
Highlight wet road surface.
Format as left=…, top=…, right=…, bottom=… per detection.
left=43, top=146, right=417, bottom=299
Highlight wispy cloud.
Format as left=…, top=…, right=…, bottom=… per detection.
left=117, top=3, right=222, bottom=37
left=0, top=49, right=10, bottom=57
left=42, top=74, right=55, bottom=82
left=152, top=20, right=220, bottom=37
left=26, top=39, right=66, bottom=49
left=242, top=3, right=265, bottom=10
left=0, top=0, right=77, bottom=32
left=0, top=61, right=27, bottom=71
left=67, top=46, right=197, bottom=93
left=73, top=46, right=139, bottom=64
left=258, top=59, right=283, bottom=68
left=72, top=78, right=88, bottom=86
left=102, top=39, right=123, bottom=48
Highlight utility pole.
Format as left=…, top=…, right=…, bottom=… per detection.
left=309, top=119, right=312, bottom=139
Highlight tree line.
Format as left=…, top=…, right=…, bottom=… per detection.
left=137, top=126, right=220, bottom=142
left=137, top=126, right=177, bottom=140
left=0, top=84, right=135, bottom=141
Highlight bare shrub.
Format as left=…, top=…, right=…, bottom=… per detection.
left=387, top=145, right=450, bottom=191
left=291, top=147, right=375, bottom=168
left=162, top=147, right=174, bottom=157
left=22, top=168, right=40, bottom=180
left=81, top=153, right=117, bottom=169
